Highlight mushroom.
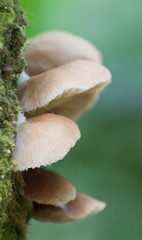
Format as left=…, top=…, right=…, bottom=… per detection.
left=13, top=113, right=80, bottom=171
left=17, top=168, right=76, bottom=207
left=32, top=193, right=106, bottom=223
left=18, top=60, right=111, bottom=120
left=24, top=31, right=102, bottom=76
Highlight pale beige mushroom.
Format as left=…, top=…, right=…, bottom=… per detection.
left=32, top=193, right=106, bottom=223
left=24, top=31, right=102, bottom=76
left=18, top=60, right=111, bottom=120
left=18, top=168, right=76, bottom=207
left=13, top=113, right=80, bottom=171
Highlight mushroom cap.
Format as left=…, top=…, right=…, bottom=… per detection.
left=13, top=113, right=80, bottom=171
left=18, top=60, right=111, bottom=120
left=24, top=31, right=102, bottom=76
left=32, top=193, right=106, bottom=223
left=18, top=168, right=76, bottom=207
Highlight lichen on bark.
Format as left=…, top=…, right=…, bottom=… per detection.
left=0, top=0, right=30, bottom=239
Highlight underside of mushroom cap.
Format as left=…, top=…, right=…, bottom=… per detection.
left=32, top=193, right=106, bottom=223
left=18, top=168, right=76, bottom=206
left=18, top=60, right=111, bottom=120
left=24, top=31, right=102, bottom=76
left=13, top=113, right=81, bottom=171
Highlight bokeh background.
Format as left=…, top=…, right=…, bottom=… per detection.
left=20, top=0, right=142, bottom=239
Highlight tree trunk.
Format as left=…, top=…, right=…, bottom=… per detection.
left=0, top=1, right=31, bottom=239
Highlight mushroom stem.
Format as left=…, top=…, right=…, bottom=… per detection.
left=18, top=71, right=30, bottom=86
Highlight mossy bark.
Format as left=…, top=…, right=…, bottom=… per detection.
left=0, top=1, right=31, bottom=239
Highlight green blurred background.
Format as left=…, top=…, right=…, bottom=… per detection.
left=20, top=0, right=142, bottom=239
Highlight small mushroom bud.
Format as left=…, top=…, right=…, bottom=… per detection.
left=18, top=60, right=111, bottom=120
left=13, top=113, right=80, bottom=171
left=32, top=193, right=106, bottom=223
left=24, top=31, right=102, bottom=76
left=16, top=112, right=26, bottom=126
left=18, top=168, right=76, bottom=207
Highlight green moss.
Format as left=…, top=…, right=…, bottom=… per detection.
left=0, top=0, right=30, bottom=239
left=1, top=176, right=32, bottom=240
left=0, top=77, right=19, bottom=229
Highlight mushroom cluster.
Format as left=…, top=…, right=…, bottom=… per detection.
left=13, top=31, right=111, bottom=223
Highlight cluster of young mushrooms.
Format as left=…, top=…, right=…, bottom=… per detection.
left=13, top=31, right=111, bottom=223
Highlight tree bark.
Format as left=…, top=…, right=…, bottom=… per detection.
left=0, top=1, right=30, bottom=239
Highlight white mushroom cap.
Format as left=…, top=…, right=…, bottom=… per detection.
left=24, top=31, right=102, bottom=76
left=18, top=60, right=111, bottom=120
left=32, top=193, right=106, bottom=223
left=13, top=113, right=80, bottom=171
left=18, top=168, right=76, bottom=207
